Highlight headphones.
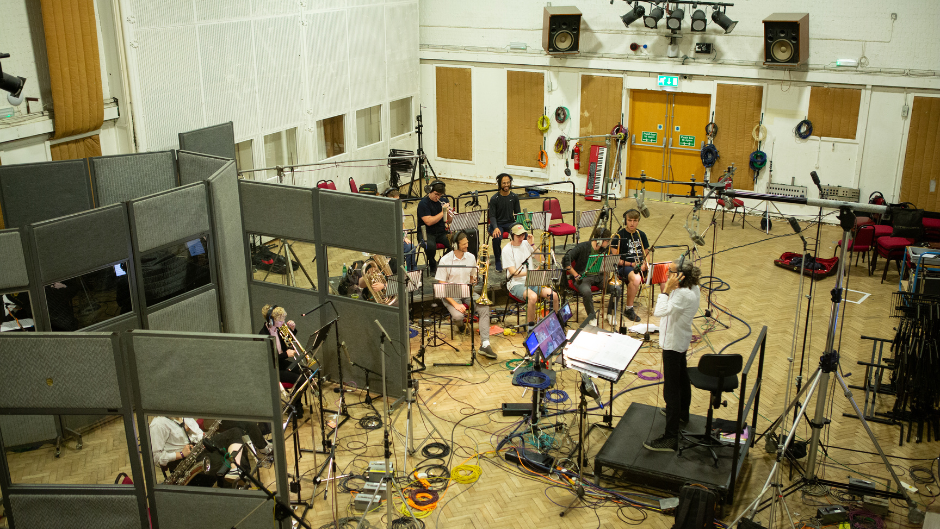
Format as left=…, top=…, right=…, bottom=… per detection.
left=497, top=173, right=513, bottom=186
left=453, top=230, right=468, bottom=245
left=624, top=208, right=640, bottom=220
left=425, top=180, right=446, bottom=194
left=266, top=305, right=279, bottom=326
left=869, top=191, right=886, bottom=205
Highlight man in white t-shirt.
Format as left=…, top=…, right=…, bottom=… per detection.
left=502, top=224, right=560, bottom=331
left=435, top=231, right=496, bottom=359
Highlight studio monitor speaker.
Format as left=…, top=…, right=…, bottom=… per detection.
left=763, top=13, right=809, bottom=67
left=542, top=6, right=582, bottom=54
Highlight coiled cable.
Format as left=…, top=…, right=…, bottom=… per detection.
left=516, top=370, right=551, bottom=389
left=700, top=144, right=719, bottom=167
left=537, top=115, right=551, bottom=132
left=749, top=150, right=767, bottom=171
left=795, top=119, right=813, bottom=139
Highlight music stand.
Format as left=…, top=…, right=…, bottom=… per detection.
left=576, top=209, right=601, bottom=244
left=524, top=269, right=562, bottom=322
left=530, top=211, right=551, bottom=232
left=432, top=282, right=476, bottom=367
left=449, top=210, right=482, bottom=233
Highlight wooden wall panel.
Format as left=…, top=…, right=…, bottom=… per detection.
left=900, top=96, right=940, bottom=211
left=50, top=136, right=102, bottom=161
left=807, top=87, right=861, bottom=140
left=506, top=71, right=544, bottom=168
left=578, top=75, right=623, bottom=176
left=436, top=67, right=472, bottom=161
left=714, top=84, right=763, bottom=191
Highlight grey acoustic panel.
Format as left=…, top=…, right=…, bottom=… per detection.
left=0, top=334, right=121, bottom=410
left=82, top=312, right=140, bottom=333
left=207, top=162, right=251, bottom=333
left=31, top=204, right=129, bottom=284
left=154, top=489, right=275, bottom=529
left=8, top=493, right=142, bottom=529
left=321, top=296, right=407, bottom=396
left=178, top=122, right=236, bottom=161
left=249, top=282, right=321, bottom=354
left=177, top=150, right=230, bottom=186
left=0, top=159, right=93, bottom=228
left=0, top=415, right=57, bottom=447
left=239, top=180, right=316, bottom=242
left=90, top=151, right=177, bottom=207
left=61, top=414, right=116, bottom=434
left=130, top=332, right=275, bottom=418
left=131, top=183, right=210, bottom=253
left=147, top=288, right=220, bottom=333
left=0, top=229, right=29, bottom=290
left=319, top=190, right=400, bottom=255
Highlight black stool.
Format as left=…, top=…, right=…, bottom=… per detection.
left=678, top=353, right=742, bottom=465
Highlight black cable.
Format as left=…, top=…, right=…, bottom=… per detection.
left=795, top=119, right=813, bottom=139
left=339, top=474, right=367, bottom=493
left=391, top=517, right=424, bottom=529
left=700, top=144, right=719, bottom=167
left=420, top=442, right=450, bottom=460
left=358, top=413, right=383, bottom=430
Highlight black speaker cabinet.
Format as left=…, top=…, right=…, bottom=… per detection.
left=542, top=6, right=581, bottom=54
left=763, top=13, right=809, bottom=67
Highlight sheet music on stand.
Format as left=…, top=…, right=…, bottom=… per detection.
left=450, top=210, right=482, bottom=233
left=563, top=328, right=641, bottom=382
left=646, top=262, right=671, bottom=286
left=402, top=270, right=423, bottom=292
left=530, top=211, right=551, bottom=232
left=578, top=209, right=601, bottom=229
left=585, top=254, right=619, bottom=275
left=433, top=282, right=471, bottom=299
left=525, top=269, right=562, bottom=287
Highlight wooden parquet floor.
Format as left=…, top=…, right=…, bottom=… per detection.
left=3, top=179, right=937, bottom=529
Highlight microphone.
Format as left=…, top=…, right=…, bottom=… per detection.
left=685, top=224, right=706, bottom=246
left=810, top=171, right=822, bottom=193
left=636, top=190, right=651, bottom=218
left=788, top=217, right=807, bottom=247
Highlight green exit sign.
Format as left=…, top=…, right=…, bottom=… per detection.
left=658, top=75, right=679, bottom=89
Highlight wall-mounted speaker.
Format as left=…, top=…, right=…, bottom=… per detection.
left=763, top=13, right=809, bottom=67
left=542, top=6, right=582, bottom=54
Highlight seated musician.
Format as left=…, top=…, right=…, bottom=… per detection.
left=258, top=305, right=304, bottom=418
left=503, top=224, right=559, bottom=332
left=613, top=209, right=650, bottom=323
left=358, top=256, right=398, bottom=305
left=488, top=173, right=521, bottom=272
left=417, top=181, right=452, bottom=276
left=149, top=416, right=216, bottom=486
left=562, top=227, right=622, bottom=327
left=435, top=231, right=496, bottom=360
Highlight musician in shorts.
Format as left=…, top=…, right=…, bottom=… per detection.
left=503, top=224, right=559, bottom=331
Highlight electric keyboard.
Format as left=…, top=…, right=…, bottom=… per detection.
left=585, top=144, right=607, bottom=202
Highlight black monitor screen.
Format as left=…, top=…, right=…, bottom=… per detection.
left=558, top=302, right=572, bottom=324
left=526, top=312, right=567, bottom=359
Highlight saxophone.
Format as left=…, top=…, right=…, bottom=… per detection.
left=165, top=420, right=220, bottom=485
left=475, top=244, right=493, bottom=306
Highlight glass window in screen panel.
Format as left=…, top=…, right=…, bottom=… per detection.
left=146, top=416, right=277, bottom=487
left=317, top=114, right=345, bottom=161
left=326, top=246, right=399, bottom=305
left=4, top=415, right=131, bottom=484
left=356, top=104, right=382, bottom=149
left=235, top=139, right=254, bottom=175
left=2, top=291, right=36, bottom=332
left=44, top=262, right=133, bottom=331
left=249, top=234, right=317, bottom=290
left=390, top=97, right=412, bottom=138
left=263, top=128, right=298, bottom=181
left=140, top=236, right=212, bottom=306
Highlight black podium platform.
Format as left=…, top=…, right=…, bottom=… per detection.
left=593, top=402, right=751, bottom=504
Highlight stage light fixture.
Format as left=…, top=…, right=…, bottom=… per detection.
left=621, top=4, right=646, bottom=27
left=690, top=9, right=708, bottom=31
left=667, top=8, right=684, bottom=30
left=711, top=9, right=737, bottom=33
left=644, top=6, right=664, bottom=29
left=0, top=53, right=27, bottom=106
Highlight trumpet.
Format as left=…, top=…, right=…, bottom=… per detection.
left=476, top=244, right=493, bottom=306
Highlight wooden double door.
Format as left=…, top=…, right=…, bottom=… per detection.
left=627, top=90, right=711, bottom=197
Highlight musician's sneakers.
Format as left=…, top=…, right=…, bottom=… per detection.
left=643, top=434, right=678, bottom=452
left=625, top=307, right=641, bottom=322
left=479, top=344, right=497, bottom=360
left=456, top=321, right=466, bottom=334
left=606, top=313, right=618, bottom=327
left=587, top=317, right=597, bottom=327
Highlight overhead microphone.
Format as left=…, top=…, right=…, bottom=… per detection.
left=635, top=190, right=651, bottom=218
left=810, top=171, right=822, bottom=193
left=685, top=222, right=706, bottom=246
left=788, top=217, right=807, bottom=246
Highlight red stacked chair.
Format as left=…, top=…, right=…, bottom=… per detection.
left=871, top=236, right=914, bottom=283
left=348, top=177, right=358, bottom=193
left=834, top=225, right=875, bottom=268
left=924, top=217, right=940, bottom=242
left=716, top=178, right=745, bottom=229
left=543, top=198, right=576, bottom=247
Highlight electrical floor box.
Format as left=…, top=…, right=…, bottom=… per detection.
left=848, top=478, right=877, bottom=495
left=504, top=448, right=555, bottom=474
left=863, top=496, right=890, bottom=517
left=367, top=461, right=394, bottom=483
left=353, top=483, right=388, bottom=511
left=817, top=506, right=848, bottom=525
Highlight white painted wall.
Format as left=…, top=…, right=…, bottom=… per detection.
left=417, top=0, right=940, bottom=218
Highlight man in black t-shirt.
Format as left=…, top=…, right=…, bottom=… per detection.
left=417, top=181, right=452, bottom=275
left=562, top=227, right=621, bottom=326
left=613, top=209, right=650, bottom=322
left=488, top=173, right=521, bottom=271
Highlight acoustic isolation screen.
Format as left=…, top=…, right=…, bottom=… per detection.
left=129, top=332, right=275, bottom=419
left=154, top=489, right=276, bottom=529
left=248, top=282, right=320, bottom=351
left=0, top=229, right=29, bottom=291
left=7, top=494, right=142, bottom=529
left=178, top=122, right=236, bottom=161
left=239, top=180, right=316, bottom=242
left=0, top=159, right=94, bottom=229
left=0, top=334, right=122, bottom=410
left=82, top=313, right=140, bottom=333
left=177, top=150, right=231, bottom=185
left=0, top=415, right=58, bottom=448
left=147, top=287, right=220, bottom=333
left=207, top=162, right=251, bottom=333
left=131, top=183, right=210, bottom=253
left=30, top=204, right=129, bottom=284
left=318, top=189, right=400, bottom=256
left=90, top=151, right=176, bottom=207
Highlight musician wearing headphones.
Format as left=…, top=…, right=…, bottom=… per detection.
left=644, top=259, right=702, bottom=453
left=258, top=305, right=303, bottom=385
left=417, top=181, right=452, bottom=276
left=488, top=173, right=521, bottom=272
left=562, top=227, right=622, bottom=327
left=435, top=231, right=496, bottom=360
left=613, top=209, right=650, bottom=323
left=503, top=224, right=560, bottom=331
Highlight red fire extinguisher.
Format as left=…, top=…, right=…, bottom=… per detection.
left=572, top=143, right=582, bottom=171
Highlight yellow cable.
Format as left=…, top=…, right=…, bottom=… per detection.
left=538, top=115, right=551, bottom=132
left=452, top=464, right=482, bottom=484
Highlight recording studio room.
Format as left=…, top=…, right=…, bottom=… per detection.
left=1, top=1, right=940, bottom=528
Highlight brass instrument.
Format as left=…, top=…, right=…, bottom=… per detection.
left=538, top=231, right=553, bottom=271
left=362, top=258, right=397, bottom=305
left=165, top=420, right=220, bottom=485
left=370, top=254, right=394, bottom=277
left=278, top=323, right=316, bottom=370
left=475, top=244, right=493, bottom=306
left=608, top=239, right=622, bottom=288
